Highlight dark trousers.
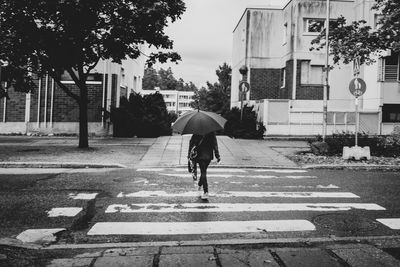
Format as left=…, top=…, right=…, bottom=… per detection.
left=195, top=159, right=210, bottom=193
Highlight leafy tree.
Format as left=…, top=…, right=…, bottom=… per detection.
left=191, top=63, right=231, bottom=115
left=142, top=66, right=199, bottom=91
left=310, top=0, right=399, bottom=65
left=158, top=67, right=178, bottom=91
left=142, top=66, right=160, bottom=91
left=0, top=0, right=185, bottom=148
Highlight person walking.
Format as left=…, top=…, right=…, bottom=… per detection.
left=188, top=132, right=221, bottom=200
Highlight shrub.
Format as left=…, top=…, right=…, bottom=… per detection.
left=223, top=105, right=266, bottom=139
left=111, top=92, right=172, bottom=138
left=308, top=131, right=400, bottom=157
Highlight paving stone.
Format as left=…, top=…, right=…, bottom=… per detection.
left=46, top=258, right=94, bottom=267
left=274, top=248, right=342, bottom=267
left=103, top=247, right=159, bottom=257
left=159, top=253, right=217, bottom=267
left=93, top=256, right=153, bottom=267
left=74, top=251, right=103, bottom=258
left=161, top=246, right=214, bottom=254
left=330, top=244, right=400, bottom=267
left=217, top=248, right=279, bottom=267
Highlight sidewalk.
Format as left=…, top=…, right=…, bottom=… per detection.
left=2, top=236, right=400, bottom=266
left=0, top=135, right=306, bottom=169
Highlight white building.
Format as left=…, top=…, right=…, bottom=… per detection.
left=140, top=89, right=195, bottom=115
left=231, top=0, right=400, bottom=136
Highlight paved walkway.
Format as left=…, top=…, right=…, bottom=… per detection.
left=138, top=135, right=302, bottom=168
left=0, top=135, right=306, bottom=168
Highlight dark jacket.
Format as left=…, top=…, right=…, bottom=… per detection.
left=188, top=132, right=220, bottom=161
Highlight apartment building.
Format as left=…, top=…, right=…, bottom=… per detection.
left=140, top=89, right=195, bottom=115
left=0, top=57, right=146, bottom=135
left=231, top=0, right=400, bottom=135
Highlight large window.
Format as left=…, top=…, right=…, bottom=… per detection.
left=382, top=104, right=400, bottom=122
left=304, top=18, right=325, bottom=33
left=383, top=53, right=399, bottom=81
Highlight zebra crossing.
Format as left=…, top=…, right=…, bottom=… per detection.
left=15, top=168, right=400, bottom=243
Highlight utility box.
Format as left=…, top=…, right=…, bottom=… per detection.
left=342, top=146, right=371, bottom=160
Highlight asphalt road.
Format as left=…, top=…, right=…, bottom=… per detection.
left=0, top=167, right=399, bottom=245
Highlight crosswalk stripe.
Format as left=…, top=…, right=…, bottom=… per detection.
left=105, top=203, right=385, bottom=213
left=159, top=173, right=317, bottom=179
left=47, top=207, right=82, bottom=217
left=117, top=191, right=359, bottom=198
left=376, top=218, right=400, bottom=229
left=69, top=193, right=98, bottom=200
left=136, top=168, right=308, bottom=174
left=87, top=220, right=316, bottom=235
left=253, top=169, right=308, bottom=173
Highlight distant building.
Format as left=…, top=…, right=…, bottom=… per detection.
left=140, top=89, right=195, bottom=115
left=0, top=56, right=146, bottom=135
left=232, top=0, right=400, bottom=136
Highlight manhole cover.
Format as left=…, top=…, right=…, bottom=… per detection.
left=313, top=213, right=379, bottom=233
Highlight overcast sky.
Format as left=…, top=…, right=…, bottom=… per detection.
left=154, top=0, right=289, bottom=88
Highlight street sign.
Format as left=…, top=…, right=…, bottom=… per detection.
left=353, top=57, right=361, bottom=76
left=349, top=78, right=366, bottom=97
left=239, top=81, right=250, bottom=93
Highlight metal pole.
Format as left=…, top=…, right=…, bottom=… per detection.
left=323, top=0, right=330, bottom=141
left=240, top=91, right=244, bottom=121
left=355, top=97, right=359, bottom=147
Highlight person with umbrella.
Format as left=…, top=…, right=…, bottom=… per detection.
left=188, top=132, right=220, bottom=199
left=172, top=110, right=226, bottom=200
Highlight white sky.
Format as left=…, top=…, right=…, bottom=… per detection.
left=154, top=0, right=289, bottom=88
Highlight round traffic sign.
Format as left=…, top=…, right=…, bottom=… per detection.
left=349, top=78, right=366, bottom=97
left=239, top=81, right=250, bottom=93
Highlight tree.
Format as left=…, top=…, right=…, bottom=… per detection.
left=142, top=66, right=160, bottom=91
left=142, top=66, right=199, bottom=91
left=191, top=63, right=231, bottom=115
left=310, top=0, right=400, bottom=65
left=0, top=0, right=185, bottom=148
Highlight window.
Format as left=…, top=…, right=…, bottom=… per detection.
left=304, top=18, right=325, bottom=33
left=301, top=61, right=324, bottom=85
left=280, top=68, right=286, bottom=88
left=384, top=53, right=399, bottom=81
left=61, top=71, right=101, bottom=81
left=382, top=104, right=400, bottom=122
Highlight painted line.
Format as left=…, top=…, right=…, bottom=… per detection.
left=117, top=191, right=359, bottom=198
left=16, top=228, right=66, bottom=243
left=253, top=169, right=308, bottom=173
left=377, top=218, right=400, bottom=230
left=87, top=220, right=316, bottom=235
left=47, top=207, right=83, bottom=217
left=137, top=168, right=246, bottom=173
left=69, top=193, right=98, bottom=200
left=105, top=203, right=385, bottom=213
left=159, top=173, right=317, bottom=179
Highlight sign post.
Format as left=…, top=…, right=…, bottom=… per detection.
left=238, top=66, right=249, bottom=121
left=343, top=77, right=370, bottom=160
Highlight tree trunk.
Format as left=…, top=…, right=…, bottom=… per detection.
left=78, top=84, right=89, bottom=148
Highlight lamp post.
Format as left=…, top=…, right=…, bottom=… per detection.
left=322, top=0, right=330, bottom=142
left=239, top=65, right=248, bottom=121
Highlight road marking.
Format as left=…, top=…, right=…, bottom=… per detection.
left=105, top=203, right=385, bottom=213
left=87, top=220, right=316, bottom=235
left=117, top=191, right=359, bottom=198
left=69, top=193, right=98, bottom=200
left=253, top=169, right=308, bottom=173
left=137, top=168, right=247, bottom=173
left=17, top=228, right=66, bottom=243
left=159, top=173, right=317, bottom=179
left=47, top=207, right=83, bottom=217
left=377, top=218, right=400, bottom=230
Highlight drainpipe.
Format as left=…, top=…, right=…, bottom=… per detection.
left=44, top=74, right=48, bottom=127
left=50, top=78, right=55, bottom=128
left=292, top=2, right=298, bottom=101
left=2, top=82, right=7, bottom=123
left=101, top=60, right=106, bottom=127
left=37, top=77, right=41, bottom=128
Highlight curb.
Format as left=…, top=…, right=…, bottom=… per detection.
left=303, top=164, right=400, bottom=171
left=1, top=235, right=400, bottom=251
left=0, top=162, right=126, bottom=169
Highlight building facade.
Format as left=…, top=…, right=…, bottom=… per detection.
left=0, top=57, right=145, bottom=135
left=231, top=0, right=400, bottom=136
left=140, top=89, right=195, bottom=115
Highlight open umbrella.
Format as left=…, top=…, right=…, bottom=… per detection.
left=172, top=110, right=227, bottom=135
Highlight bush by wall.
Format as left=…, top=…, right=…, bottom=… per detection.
left=223, top=105, right=266, bottom=139
left=111, top=92, right=172, bottom=138
left=308, top=131, right=400, bottom=157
